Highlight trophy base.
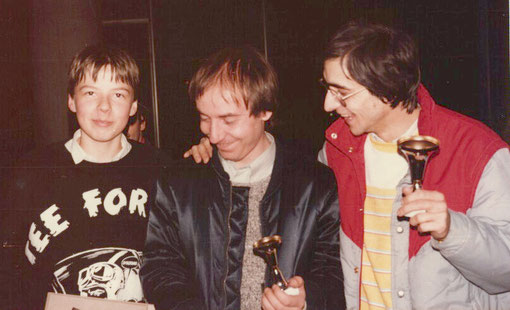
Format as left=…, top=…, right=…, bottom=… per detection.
left=284, top=287, right=299, bottom=296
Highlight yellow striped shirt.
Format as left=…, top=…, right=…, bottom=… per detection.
left=360, top=133, right=411, bottom=310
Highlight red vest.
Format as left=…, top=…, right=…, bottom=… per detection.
left=325, top=85, right=508, bottom=258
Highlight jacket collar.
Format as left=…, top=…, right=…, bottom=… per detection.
left=210, top=138, right=284, bottom=200
left=211, top=148, right=230, bottom=182
left=325, top=118, right=367, bottom=157
left=416, top=84, right=437, bottom=136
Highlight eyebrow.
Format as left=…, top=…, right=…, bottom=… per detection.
left=77, top=85, right=97, bottom=91
left=198, top=112, right=242, bottom=119
left=77, top=85, right=131, bottom=92
left=322, top=78, right=348, bottom=91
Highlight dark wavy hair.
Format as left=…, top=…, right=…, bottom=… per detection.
left=188, top=46, right=278, bottom=117
left=67, top=45, right=140, bottom=100
left=325, top=22, right=420, bottom=113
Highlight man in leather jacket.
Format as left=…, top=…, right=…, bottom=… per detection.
left=141, top=47, right=345, bottom=310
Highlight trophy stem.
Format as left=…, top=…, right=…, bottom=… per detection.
left=253, top=235, right=288, bottom=290
left=271, top=264, right=288, bottom=289
left=412, top=181, right=422, bottom=191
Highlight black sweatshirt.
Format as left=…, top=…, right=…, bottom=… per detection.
left=2, top=141, right=164, bottom=308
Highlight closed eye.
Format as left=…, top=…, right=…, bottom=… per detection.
left=224, top=118, right=237, bottom=125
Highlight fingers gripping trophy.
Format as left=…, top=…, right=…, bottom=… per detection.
left=397, top=135, right=440, bottom=217
left=253, top=235, right=299, bottom=296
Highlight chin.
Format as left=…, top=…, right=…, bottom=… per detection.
left=89, top=134, right=121, bottom=143
left=219, top=152, right=236, bottom=161
left=88, top=129, right=123, bottom=141
left=348, top=128, right=364, bottom=137
left=220, top=150, right=247, bottom=163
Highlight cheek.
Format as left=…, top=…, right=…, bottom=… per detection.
left=199, top=121, right=210, bottom=134
left=228, top=122, right=249, bottom=137
left=112, top=103, right=132, bottom=116
left=231, top=122, right=258, bottom=142
left=74, top=102, right=93, bottom=116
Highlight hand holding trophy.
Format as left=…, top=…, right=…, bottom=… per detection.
left=253, top=235, right=300, bottom=296
left=397, top=135, right=440, bottom=217
left=253, top=235, right=288, bottom=289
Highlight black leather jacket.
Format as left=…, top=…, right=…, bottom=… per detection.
left=141, top=141, right=345, bottom=309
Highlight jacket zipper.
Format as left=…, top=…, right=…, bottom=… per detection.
left=222, top=184, right=233, bottom=309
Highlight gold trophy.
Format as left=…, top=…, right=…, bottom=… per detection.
left=397, top=135, right=440, bottom=217
left=253, top=235, right=288, bottom=289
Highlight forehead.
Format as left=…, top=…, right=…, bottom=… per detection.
left=323, top=58, right=348, bottom=79
left=196, top=84, right=248, bottom=115
left=323, top=57, right=362, bottom=89
left=78, top=65, right=133, bottom=90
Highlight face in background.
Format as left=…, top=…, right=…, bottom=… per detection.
left=323, top=57, right=394, bottom=138
left=127, top=113, right=147, bottom=144
left=196, top=84, right=272, bottom=167
left=68, top=66, right=138, bottom=149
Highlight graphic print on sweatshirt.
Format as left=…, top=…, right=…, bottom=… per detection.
left=24, top=186, right=150, bottom=303
left=52, top=247, right=144, bottom=302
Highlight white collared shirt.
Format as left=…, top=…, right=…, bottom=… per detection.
left=64, top=129, right=132, bottom=164
left=219, top=132, right=276, bottom=184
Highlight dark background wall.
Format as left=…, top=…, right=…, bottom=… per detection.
left=1, top=0, right=509, bottom=163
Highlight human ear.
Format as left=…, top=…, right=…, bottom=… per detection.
left=67, top=95, right=76, bottom=113
left=260, top=111, right=273, bottom=121
left=129, top=101, right=138, bottom=117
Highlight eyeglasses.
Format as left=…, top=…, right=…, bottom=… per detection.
left=319, top=78, right=367, bottom=107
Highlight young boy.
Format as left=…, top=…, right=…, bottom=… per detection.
left=5, top=45, right=162, bottom=308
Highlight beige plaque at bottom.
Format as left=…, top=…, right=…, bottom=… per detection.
left=44, top=292, right=155, bottom=310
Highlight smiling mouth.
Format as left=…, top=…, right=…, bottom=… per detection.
left=93, top=120, right=113, bottom=127
left=217, top=145, right=233, bottom=152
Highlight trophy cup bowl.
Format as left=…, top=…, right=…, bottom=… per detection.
left=253, top=235, right=288, bottom=289
left=397, top=135, right=440, bottom=217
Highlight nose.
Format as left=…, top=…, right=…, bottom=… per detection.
left=97, top=95, right=111, bottom=112
left=323, top=91, right=341, bottom=113
left=205, top=120, right=225, bottom=145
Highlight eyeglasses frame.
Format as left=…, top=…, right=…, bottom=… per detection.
left=319, top=78, right=367, bottom=107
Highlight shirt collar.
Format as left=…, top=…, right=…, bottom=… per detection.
left=219, top=132, right=276, bottom=184
left=370, top=118, right=419, bottom=143
left=64, top=129, right=132, bottom=164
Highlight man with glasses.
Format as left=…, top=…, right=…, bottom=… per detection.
left=320, top=22, right=510, bottom=309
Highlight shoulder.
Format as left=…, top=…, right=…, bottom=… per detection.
left=15, top=141, right=72, bottom=167
left=431, top=105, right=504, bottom=142
left=128, top=142, right=163, bottom=163
left=426, top=105, right=508, bottom=155
left=276, top=139, right=337, bottom=187
left=123, top=142, right=181, bottom=172
left=5, top=141, right=71, bottom=196
left=159, top=157, right=218, bottom=187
